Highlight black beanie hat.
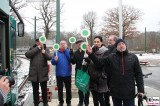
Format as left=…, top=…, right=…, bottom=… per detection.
left=115, top=38, right=125, bottom=47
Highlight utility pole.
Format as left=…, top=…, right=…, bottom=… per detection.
left=34, top=16, right=36, bottom=42
left=56, top=0, right=60, bottom=43
left=145, top=27, right=147, bottom=52
left=119, top=0, right=123, bottom=39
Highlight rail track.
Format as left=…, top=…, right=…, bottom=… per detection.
left=16, top=56, right=30, bottom=93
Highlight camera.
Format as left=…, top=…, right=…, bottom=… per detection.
left=0, top=69, right=15, bottom=87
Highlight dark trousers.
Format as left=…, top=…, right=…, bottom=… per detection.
left=112, top=97, right=134, bottom=106
left=104, top=91, right=110, bottom=106
left=56, top=76, right=72, bottom=104
left=91, top=90, right=105, bottom=106
left=78, top=90, right=90, bottom=105
left=32, top=81, right=48, bottom=105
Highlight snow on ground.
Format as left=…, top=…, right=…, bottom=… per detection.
left=17, top=57, right=30, bottom=86
left=136, top=53, right=160, bottom=60
left=136, top=53, right=160, bottom=66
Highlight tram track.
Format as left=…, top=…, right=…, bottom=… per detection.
left=16, top=56, right=30, bottom=93
left=14, top=55, right=31, bottom=106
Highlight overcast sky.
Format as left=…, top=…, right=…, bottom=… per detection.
left=24, top=0, right=160, bottom=33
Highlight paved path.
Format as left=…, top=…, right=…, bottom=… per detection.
left=23, top=85, right=160, bottom=106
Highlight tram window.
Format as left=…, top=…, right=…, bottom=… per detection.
left=0, top=22, right=6, bottom=70
left=18, top=22, right=24, bottom=37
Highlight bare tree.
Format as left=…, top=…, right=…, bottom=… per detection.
left=33, top=0, right=63, bottom=39
left=10, top=0, right=27, bottom=19
left=82, top=11, right=97, bottom=45
left=100, top=5, right=143, bottom=40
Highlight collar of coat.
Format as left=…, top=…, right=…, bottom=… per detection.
left=95, top=46, right=108, bottom=55
left=116, top=49, right=128, bottom=56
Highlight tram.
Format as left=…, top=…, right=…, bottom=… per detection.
left=0, top=0, right=24, bottom=105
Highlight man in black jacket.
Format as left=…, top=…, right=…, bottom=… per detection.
left=104, top=35, right=117, bottom=106
left=86, top=39, right=144, bottom=106
left=70, top=39, right=90, bottom=106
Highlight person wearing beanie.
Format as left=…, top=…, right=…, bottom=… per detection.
left=70, top=39, right=90, bottom=106
left=115, top=38, right=127, bottom=53
left=115, top=39, right=125, bottom=47
left=86, top=39, right=144, bottom=106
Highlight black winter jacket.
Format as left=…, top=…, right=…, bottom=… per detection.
left=105, top=45, right=117, bottom=88
left=70, top=49, right=85, bottom=73
left=89, top=50, right=144, bottom=99
left=88, top=46, right=109, bottom=93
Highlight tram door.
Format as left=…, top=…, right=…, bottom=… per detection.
left=10, top=17, right=18, bottom=106
left=0, top=14, right=18, bottom=106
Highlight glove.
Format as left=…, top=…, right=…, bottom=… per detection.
left=70, top=49, right=74, bottom=56
left=82, top=65, right=88, bottom=72
left=92, top=46, right=99, bottom=53
left=84, top=57, right=90, bottom=64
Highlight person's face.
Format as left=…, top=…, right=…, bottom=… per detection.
left=36, top=41, right=41, bottom=46
left=77, top=42, right=82, bottom=49
left=116, top=42, right=126, bottom=52
left=60, top=41, right=67, bottom=50
left=108, top=36, right=116, bottom=46
left=94, top=38, right=102, bottom=47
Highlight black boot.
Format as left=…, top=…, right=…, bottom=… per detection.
left=34, top=104, right=38, bottom=106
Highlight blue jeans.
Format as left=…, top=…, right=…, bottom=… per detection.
left=112, top=97, right=134, bottom=106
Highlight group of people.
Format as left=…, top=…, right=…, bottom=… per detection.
left=25, top=35, right=144, bottom=106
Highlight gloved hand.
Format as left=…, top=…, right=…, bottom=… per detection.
left=70, top=49, right=74, bottom=56
left=84, top=57, right=90, bottom=64
left=92, top=46, right=99, bottom=53
left=82, top=65, right=88, bottom=72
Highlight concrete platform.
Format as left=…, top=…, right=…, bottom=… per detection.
left=23, top=85, right=160, bottom=106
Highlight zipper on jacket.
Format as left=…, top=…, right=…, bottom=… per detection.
left=122, top=52, right=125, bottom=75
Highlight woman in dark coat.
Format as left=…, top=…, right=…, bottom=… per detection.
left=88, top=36, right=109, bottom=106
left=25, top=39, right=52, bottom=106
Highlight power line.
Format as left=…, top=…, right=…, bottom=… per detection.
left=23, top=18, right=34, bottom=26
